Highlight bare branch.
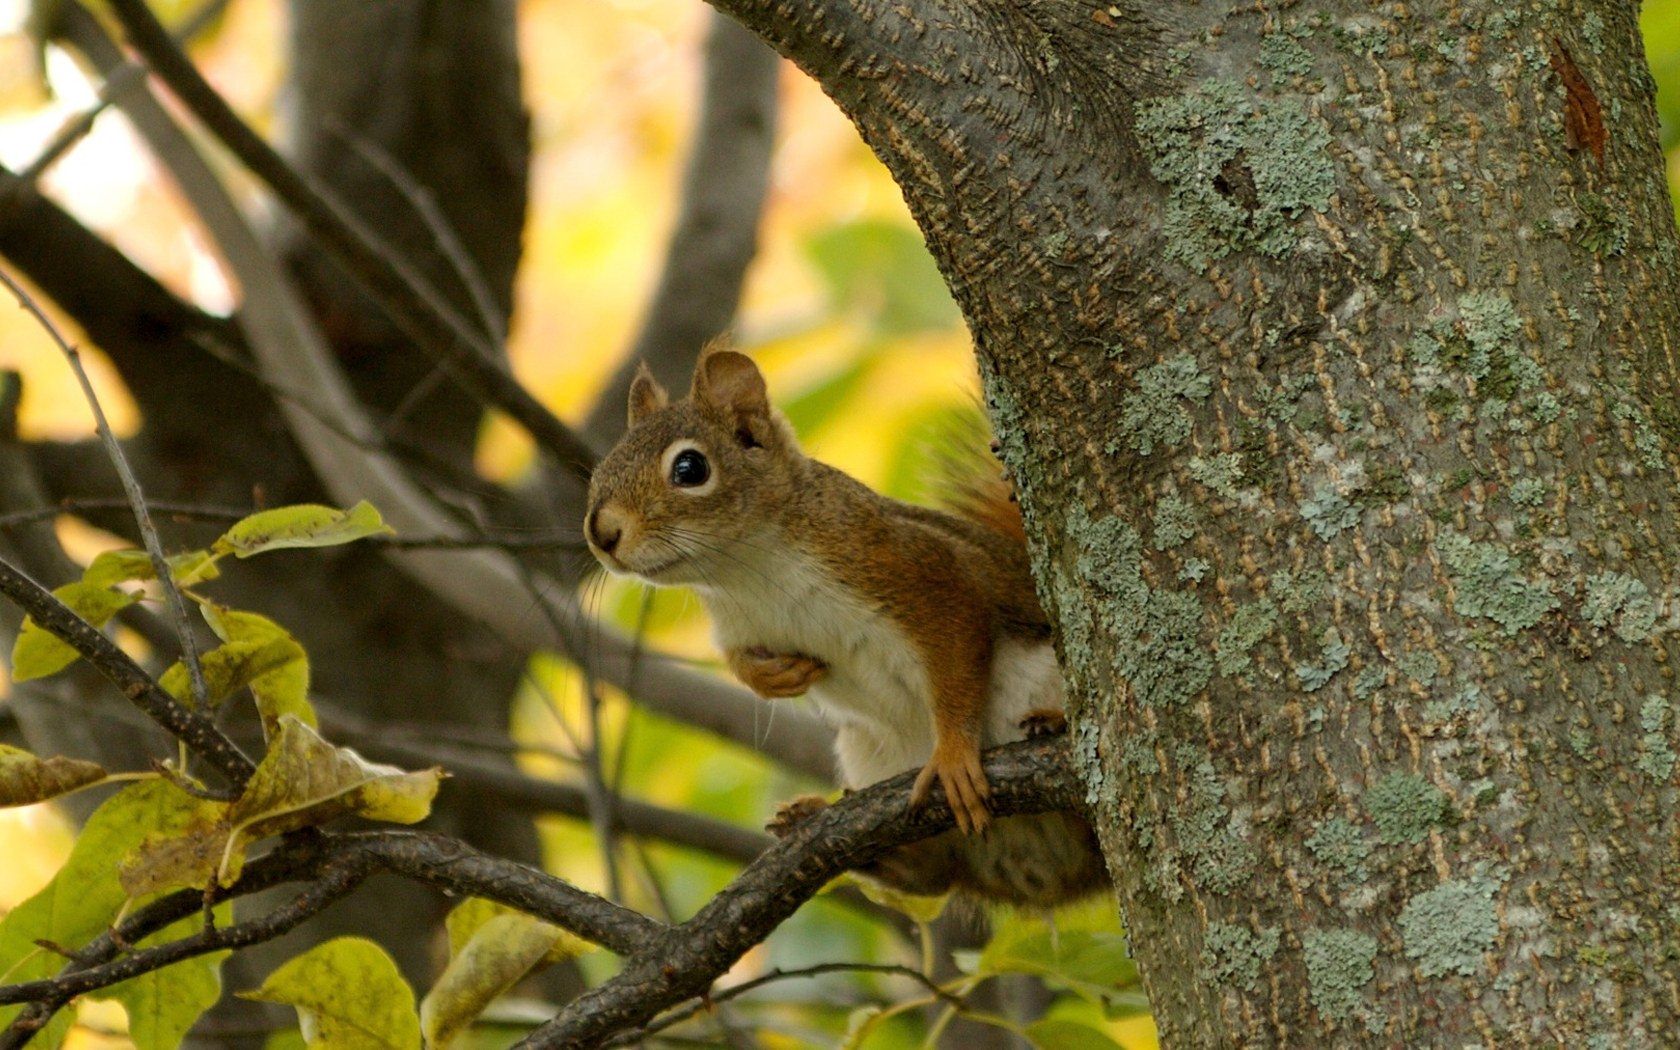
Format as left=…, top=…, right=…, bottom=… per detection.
left=0, top=553, right=256, bottom=787
left=583, top=12, right=780, bottom=445
left=0, top=265, right=210, bottom=710
left=608, top=961, right=960, bottom=1046
left=521, top=736, right=1087, bottom=1047
left=100, top=0, right=599, bottom=480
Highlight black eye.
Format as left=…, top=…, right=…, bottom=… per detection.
left=670, top=449, right=711, bottom=488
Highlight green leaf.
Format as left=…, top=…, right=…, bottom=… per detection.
left=99, top=907, right=231, bottom=1050
left=422, top=907, right=586, bottom=1050
left=200, top=605, right=314, bottom=731
left=242, top=937, right=420, bottom=1050
left=83, top=549, right=220, bottom=589
left=977, top=919, right=1139, bottom=1014
left=11, top=580, right=138, bottom=681
left=804, top=219, right=960, bottom=336
left=0, top=780, right=230, bottom=1047
left=1025, top=1019, right=1127, bottom=1050
left=213, top=501, right=393, bottom=559
left=0, top=745, right=107, bottom=807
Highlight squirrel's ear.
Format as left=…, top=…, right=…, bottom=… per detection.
left=628, top=363, right=669, bottom=427
left=692, top=347, right=763, bottom=412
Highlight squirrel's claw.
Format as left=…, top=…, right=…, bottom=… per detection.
left=911, top=747, right=991, bottom=835
left=766, top=794, right=829, bottom=838
left=729, top=647, right=828, bottom=699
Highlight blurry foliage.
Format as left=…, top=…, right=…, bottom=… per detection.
left=8, top=0, right=1680, bottom=1046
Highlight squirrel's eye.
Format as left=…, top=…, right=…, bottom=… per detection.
left=670, top=449, right=711, bottom=488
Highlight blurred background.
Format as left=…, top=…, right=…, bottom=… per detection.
left=2, top=1, right=1677, bottom=1046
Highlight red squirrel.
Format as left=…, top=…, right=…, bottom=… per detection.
left=585, top=349, right=1105, bottom=905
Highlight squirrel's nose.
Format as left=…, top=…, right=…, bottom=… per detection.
left=588, top=506, right=624, bottom=555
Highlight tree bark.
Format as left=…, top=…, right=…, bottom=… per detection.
left=710, top=0, right=1680, bottom=1043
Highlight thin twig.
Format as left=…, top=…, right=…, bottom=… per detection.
left=0, top=553, right=255, bottom=787
left=102, top=0, right=599, bottom=479
left=606, top=962, right=961, bottom=1046
left=0, top=266, right=210, bottom=711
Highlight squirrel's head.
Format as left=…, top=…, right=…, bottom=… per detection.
left=584, top=348, right=801, bottom=584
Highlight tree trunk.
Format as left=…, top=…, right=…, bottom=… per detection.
left=713, top=0, right=1680, bottom=1042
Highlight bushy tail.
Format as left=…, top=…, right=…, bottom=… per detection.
left=923, top=403, right=1026, bottom=547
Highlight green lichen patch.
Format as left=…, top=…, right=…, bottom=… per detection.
left=1153, top=494, right=1200, bottom=551
left=1422, top=683, right=1486, bottom=723
left=1133, top=79, right=1335, bottom=272
left=1448, top=292, right=1542, bottom=403
left=1508, top=477, right=1547, bottom=508
left=1352, top=663, right=1387, bottom=700
left=1116, top=354, right=1212, bottom=456
left=1437, top=531, right=1557, bottom=635
left=1306, top=816, right=1370, bottom=877
left=1301, top=483, right=1360, bottom=540
left=1396, top=651, right=1438, bottom=688
left=1179, top=557, right=1210, bottom=583
left=1575, top=191, right=1630, bottom=256
left=1364, top=772, right=1447, bottom=844
left=1582, top=572, right=1660, bottom=643
left=1203, top=922, right=1281, bottom=988
left=1171, top=750, right=1256, bottom=894
left=1259, top=33, right=1315, bottom=79
left=1638, top=695, right=1676, bottom=781
left=1188, top=453, right=1247, bottom=500
left=1296, top=628, right=1352, bottom=692
left=1271, top=568, right=1328, bottom=615
left=1215, top=598, right=1279, bottom=678
left=1302, top=927, right=1378, bottom=1022
left=1072, top=510, right=1213, bottom=709
left=1398, top=876, right=1500, bottom=977
left=1610, top=400, right=1666, bottom=470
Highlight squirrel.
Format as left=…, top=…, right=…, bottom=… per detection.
left=584, top=348, right=1106, bottom=906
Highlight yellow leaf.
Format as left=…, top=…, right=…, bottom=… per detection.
left=422, top=909, right=587, bottom=1049
left=241, top=937, right=420, bottom=1050
left=213, top=501, right=393, bottom=558
left=229, top=716, right=441, bottom=845
left=850, top=874, right=949, bottom=923
left=0, top=745, right=107, bottom=807
left=83, top=549, right=220, bottom=589
left=198, top=606, right=315, bottom=732
left=11, top=580, right=138, bottom=681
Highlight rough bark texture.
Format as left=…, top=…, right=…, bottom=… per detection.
left=710, top=0, right=1680, bottom=1043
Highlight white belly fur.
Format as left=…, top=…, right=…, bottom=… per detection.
left=696, top=549, right=1064, bottom=788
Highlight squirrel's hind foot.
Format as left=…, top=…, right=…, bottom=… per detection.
left=1019, top=708, right=1068, bottom=738
left=911, top=744, right=992, bottom=835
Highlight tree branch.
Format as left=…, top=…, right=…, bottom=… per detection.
left=0, top=553, right=256, bottom=787
left=520, top=735, right=1087, bottom=1048
left=100, top=0, right=599, bottom=480
left=582, top=11, right=780, bottom=445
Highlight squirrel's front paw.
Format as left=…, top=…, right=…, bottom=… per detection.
left=766, top=794, right=829, bottom=838
left=728, top=647, right=829, bottom=699
left=910, top=744, right=991, bottom=835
